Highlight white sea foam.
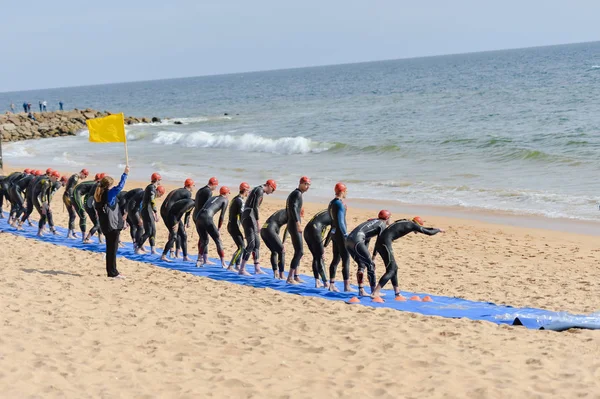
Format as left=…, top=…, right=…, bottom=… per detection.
left=151, top=131, right=330, bottom=155
left=3, top=142, right=35, bottom=158
left=52, top=152, right=84, bottom=166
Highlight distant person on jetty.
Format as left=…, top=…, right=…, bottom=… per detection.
left=226, top=182, right=250, bottom=271
left=304, top=209, right=332, bottom=288
left=27, top=103, right=31, bottom=112
left=160, top=178, right=195, bottom=262
left=94, top=166, right=129, bottom=278
left=27, top=112, right=35, bottom=121
left=195, top=186, right=230, bottom=268
left=370, top=217, right=444, bottom=299
left=237, top=179, right=277, bottom=276
left=192, top=177, right=219, bottom=257
left=22, top=102, right=27, bottom=113
left=286, top=176, right=311, bottom=285
left=42, top=101, right=47, bottom=112
left=59, top=101, right=63, bottom=111
left=10, top=103, right=14, bottom=113
left=328, top=182, right=352, bottom=292
left=136, top=173, right=165, bottom=255
left=63, top=169, right=89, bottom=239
left=260, top=208, right=288, bottom=279
left=346, top=210, right=391, bottom=296
left=38, top=101, right=42, bottom=112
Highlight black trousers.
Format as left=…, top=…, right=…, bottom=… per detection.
left=105, top=229, right=121, bottom=277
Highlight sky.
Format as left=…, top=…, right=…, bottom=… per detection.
left=1, top=0, right=599, bottom=93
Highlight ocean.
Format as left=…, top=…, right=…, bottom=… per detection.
left=2, top=41, right=600, bottom=221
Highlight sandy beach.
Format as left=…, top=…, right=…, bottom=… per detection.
left=1, top=168, right=599, bottom=398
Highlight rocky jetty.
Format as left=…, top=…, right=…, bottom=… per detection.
left=0, top=109, right=159, bottom=142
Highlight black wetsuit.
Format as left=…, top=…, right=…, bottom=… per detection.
left=196, top=195, right=228, bottom=258
left=227, top=194, right=245, bottom=266
left=125, top=188, right=144, bottom=244
left=0, top=172, right=22, bottom=214
left=286, top=188, right=304, bottom=271
left=9, top=174, right=34, bottom=220
left=260, top=209, right=288, bottom=273
left=137, top=183, right=158, bottom=248
left=20, top=175, right=44, bottom=224
left=374, top=220, right=441, bottom=289
left=30, top=177, right=53, bottom=229
left=161, top=188, right=192, bottom=255
left=193, top=185, right=212, bottom=221
left=346, top=218, right=387, bottom=289
left=328, top=197, right=350, bottom=282
left=240, top=185, right=264, bottom=262
left=72, top=181, right=96, bottom=234
left=45, top=181, right=62, bottom=230
left=63, top=174, right=81, bottom=231
left=303, top=209, right=332, bottom=282
left=162, top=198, right=195, bottom=258
left=84, top=181, right=101, bottom=238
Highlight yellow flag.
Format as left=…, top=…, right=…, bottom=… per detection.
left=86, top=113, right=126, bottom=143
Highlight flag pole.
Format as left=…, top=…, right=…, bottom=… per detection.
left=122, top=113, right=129, bottom=166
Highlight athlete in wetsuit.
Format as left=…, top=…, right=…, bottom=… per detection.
left=192, top=177, right=218, bottom=256
left=1, top=171, right=25, bottom=218
left=328, top=182, right=352, bottom=292
left=161, top=197, right=195, bottom=263
left=226, top=182, right=250, bottom=271
left=62, top=169, right=89, bottom=238
left=303, top=209, right=333, bottom=288
left=160, top=178, right=195, bottom=262
left=285, top=176, right=311, bottom=285
left=196, top=186, right=230, bottom=267
left=238, top=179, right=277, bottom=276
left=371, top=217, right=444, bottom=298
left=83, top=175, right=105, bottom=244
left=136, top=172, right=165, bottom=254
left=16, top=170, right=45, bottom=229
left=34, top=171, right=62, bottom=236
left=125, top=188, right=145, bottom=247
left=260, top=209, right=289, bottom=278
left=346, top=210, right=392, bottom=296
left=7, top=170, right=34, bottom=225
left=72, top=176, right=102, bottom=242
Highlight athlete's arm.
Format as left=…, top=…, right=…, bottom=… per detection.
left=217, top=198, right=228, bottom=229
left=337, top=201, right=347, bottom=237
left=323, top=227, right=332, bottom=247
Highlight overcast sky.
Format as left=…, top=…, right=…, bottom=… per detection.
left=1, top=0, right=599, bottom=92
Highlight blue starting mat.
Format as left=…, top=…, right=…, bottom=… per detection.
left=1, top=214, right=599, bottom=331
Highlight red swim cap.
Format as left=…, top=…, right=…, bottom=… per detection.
left=184, top=178, right=195, bottom=188
left=51, top=170, right=61, bottom=179
left=300, top=176, right=311, bottom=184
left=94, top=173, right=102, bottom=181
left=334, top=182, right=347, bottom=195
left=378, top=210, right=391, bottom=221
left=208, top=177, right=219, bottom=186
left=60, top=175, right=68, bottom=183
left=220, top=186, right=230, bottom=195
left=266, top=179, right=277, bottom=191
left=156, top=185, right=166, bottom=195
left=151, top=172, right=161, bottom=182
left=80, top=168, right=89, bottom=177
left=239, top=182, right=250, bottom=192
left=34, top=170, right=43, bottom=176
left=46, top=168, right=54, bottom=175
left=412, top=216, right=424, bottom=226
left=24, top=168, right=32, bottom=174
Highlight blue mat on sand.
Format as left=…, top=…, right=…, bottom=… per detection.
left=2, top=215, right=599, bottom=331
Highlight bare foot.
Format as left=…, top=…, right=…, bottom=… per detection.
left=294, top=277, right=305, bottom=284
left=183, top=256, right=191, bottom=262
left=195, top=261, right=204, bottom=268
left=329, top=284, right=340, bottom=293
left=358, top=288, right=368, bottom=297
left=286, top=277, right=299, bottom=285
left=161, top=256, right=172, bottom=263
left=238, top=269, right=251, bottom=276
left=344, top=287, right=356, bottom=293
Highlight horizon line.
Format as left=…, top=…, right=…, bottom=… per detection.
left=2, top=39, right=598, bottom=95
